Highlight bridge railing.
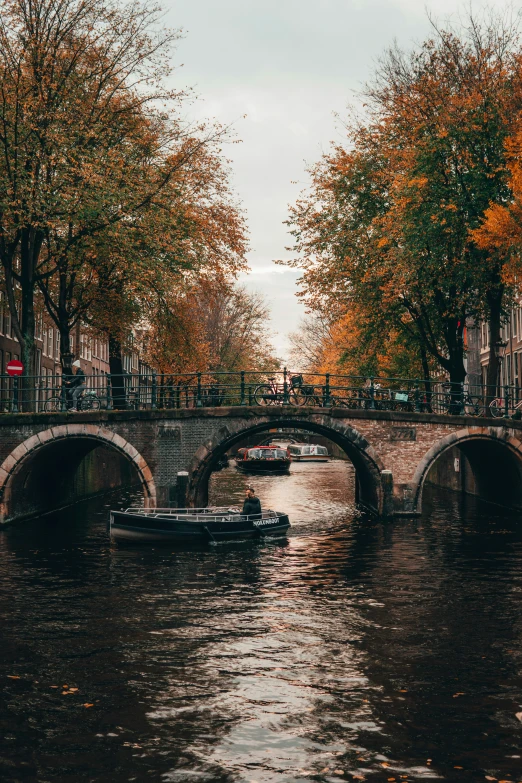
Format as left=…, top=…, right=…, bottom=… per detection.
left=0, top=369, right=520, bottom=419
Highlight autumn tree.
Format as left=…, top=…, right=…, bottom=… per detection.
left=0, top=0, right=245, bottom=406
left=40, top=135, right=248, bottom=388
left=283, top=15, right=522, bottom=389
left=195, top=282, right=279, bottom=373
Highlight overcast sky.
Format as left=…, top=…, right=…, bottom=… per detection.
left=166, top=0, right=513, bottom=362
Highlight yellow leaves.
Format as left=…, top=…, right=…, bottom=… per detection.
left=83, top=703, right=94, bottom=708
left=7, top=675, right=20, bottom=679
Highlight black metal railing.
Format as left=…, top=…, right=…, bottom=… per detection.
left=0, top=368, right=520, bottom=419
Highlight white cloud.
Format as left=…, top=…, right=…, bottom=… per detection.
left=167, top=0, right=514, bottom=359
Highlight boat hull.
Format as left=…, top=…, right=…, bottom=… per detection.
left=110, top=509, right=291, bottom=544
left=289, top=455, right=329, bottom=462
left=235, top=459, right=290, bottom=473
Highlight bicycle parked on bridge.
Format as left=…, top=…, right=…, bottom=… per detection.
left=44, top=388, right=101, bottom=412
left=254, top=375, right=312, bottom=406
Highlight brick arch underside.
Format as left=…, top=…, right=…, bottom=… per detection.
left=411, top=428, right=522, bottom=513
left=0, top=425, right=156, bottom=524
left=187, top=416, right=386, bottom=514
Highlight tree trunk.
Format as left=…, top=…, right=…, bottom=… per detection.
left=109, top=333, right=127, bottom=409
left=446, top=323, right=467, bottom=414
left=59, top=324, right=73, bottom=375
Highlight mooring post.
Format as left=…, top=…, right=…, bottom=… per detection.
left=381, top=470, right=394, bottom=518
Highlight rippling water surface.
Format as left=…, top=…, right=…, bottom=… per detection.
left=1, top=459, right=522, bottom=783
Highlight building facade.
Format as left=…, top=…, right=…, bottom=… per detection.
left=0, top=293, right=153, bottom=411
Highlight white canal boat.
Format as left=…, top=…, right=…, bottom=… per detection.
left=287, top=444, right=329, bottom=462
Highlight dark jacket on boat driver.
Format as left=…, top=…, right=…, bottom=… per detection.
left=242, top=495, right=262, bottom=520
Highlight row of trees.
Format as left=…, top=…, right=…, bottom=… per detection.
left=284, top=13, right=522, bottom=388
left=0, top=0, right=278, bottom=400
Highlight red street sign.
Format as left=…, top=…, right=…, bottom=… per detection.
left=6, top=360, right=23, bottom=377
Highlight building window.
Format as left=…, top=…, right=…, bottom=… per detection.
left=4, top=307, right=11, bottom=339
left=42, top=326, right=48, bottom=357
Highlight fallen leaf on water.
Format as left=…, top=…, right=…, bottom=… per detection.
left=453, top=693, right=465, bottom=698
left=381, top=763, right=389, bottom=768
left=485, top=776, right=497, bottom=780
left=388, top=778, right=396, bottom=781
left=516, top=712, right=522, bottom=722
left=50, top=686, right=59, bottom=689
left=68, top=688, right=78, bottom=693
left=83, top=703, right=94, bottom=708
left=7, top=675, right=20, bottom=679
left=334, top=771, right=344, bottom=776
left=320, top=769, right=330, bottom=774
left=454, top=766, right=463, bottom=769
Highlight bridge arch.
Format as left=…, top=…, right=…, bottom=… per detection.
left=0, top=424, right=156, bottom=524
left=187, top=414, right=386, bottom=514
left=412, top=427, right=522, bottom=513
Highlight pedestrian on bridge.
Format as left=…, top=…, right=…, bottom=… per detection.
left=66, top=360, right=86, bottom=411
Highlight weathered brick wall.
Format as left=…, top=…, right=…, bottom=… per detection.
left=0, top=406, right=521, bottom=520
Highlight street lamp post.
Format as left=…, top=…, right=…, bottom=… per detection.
left=493, top=339, right=509, bottom=416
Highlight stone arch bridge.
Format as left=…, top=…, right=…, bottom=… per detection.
left=0, top=405, right=521, bottom=524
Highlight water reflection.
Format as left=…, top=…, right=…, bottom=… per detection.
left=1, top=461, right=522, bottom=782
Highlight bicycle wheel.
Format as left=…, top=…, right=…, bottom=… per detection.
left=44, top=396, right=62, bottom=412
left=254, top=384, right=277, bottom=405
left=464, top=396, right=482, bottom=416
left=489, top=398, right=504, bottom=418
left=80, top=395, right=101, bottom=411
left=290, top=388, right=309, bottom=406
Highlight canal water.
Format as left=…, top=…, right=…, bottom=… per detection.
left=1, top=460, right=522, bottom=783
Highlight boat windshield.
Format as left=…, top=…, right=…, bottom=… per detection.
left=247, top=448, right=287, bottom=460
left=288, top=444, right=328, bottom=456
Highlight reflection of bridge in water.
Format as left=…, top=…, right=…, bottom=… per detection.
left=1, top=403, right=521, bottom=525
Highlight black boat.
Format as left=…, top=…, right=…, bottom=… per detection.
left=110, top=506, right=291, bottom=544
left=235, top=446, right=290, bottom=474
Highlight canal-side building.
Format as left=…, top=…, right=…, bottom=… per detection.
left=0, top=292, right=156, bottom=410
left=466, top=298, right=522, bottom=393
